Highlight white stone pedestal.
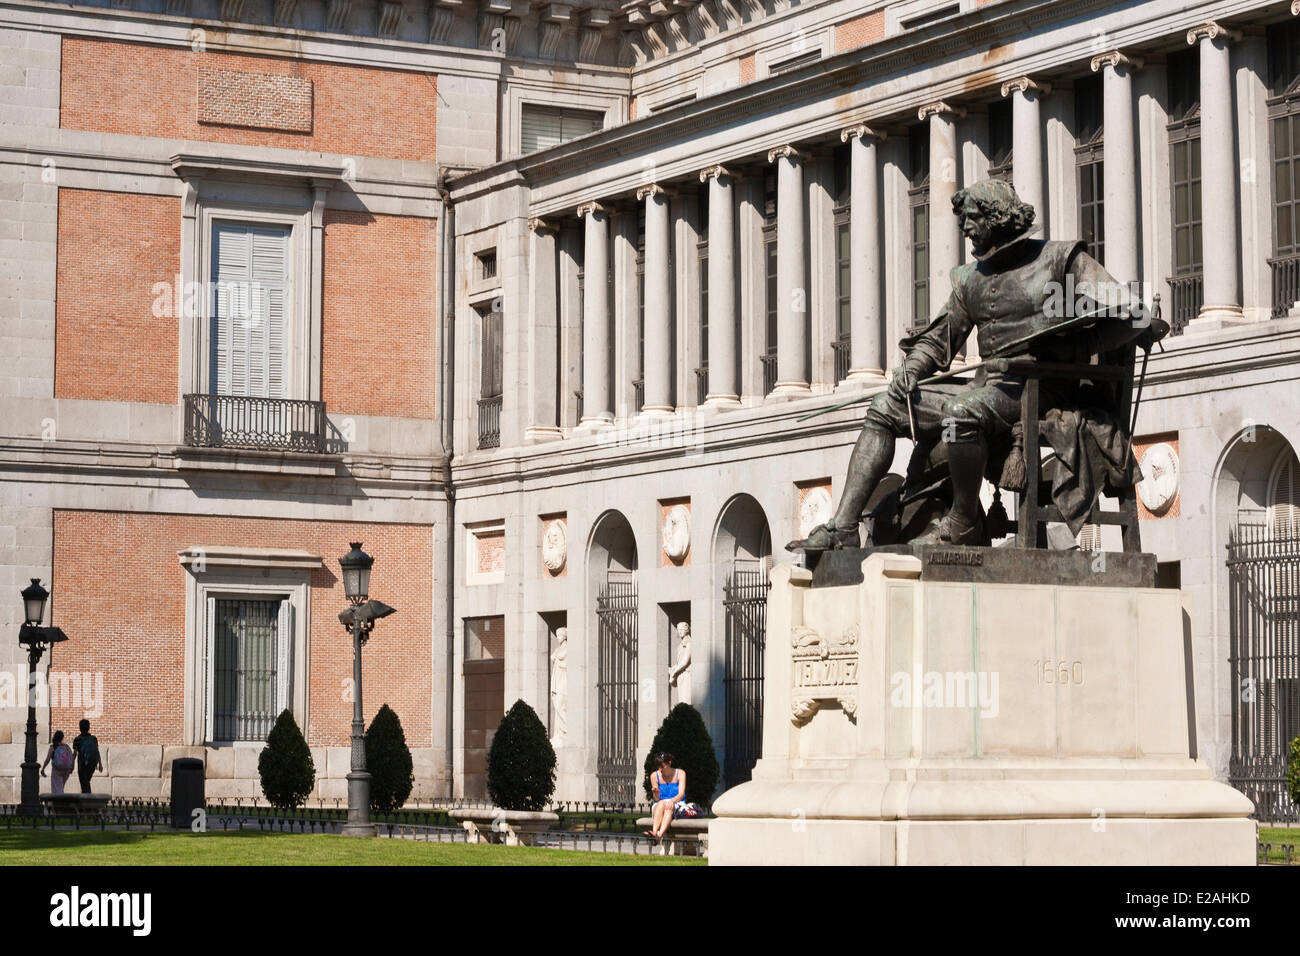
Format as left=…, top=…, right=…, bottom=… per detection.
left=709, top=552, right=1256, bottom=866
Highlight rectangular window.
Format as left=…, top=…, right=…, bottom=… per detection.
left=763, top=168, right=778, bottom=393
left=476, top=250, right=498, bottom=281
left=988, top=98, right=1013, bottom=182
left=210, top=222, right=291, bottom=399
left=833, top=142, right=851, bottom=382
left=635, top=209, right=646, bottom=412
left=477, top=306, right=503, bottom=449
left=520, top=104, right=605, bottom=154
left=909, top=128, right=931, bottom=329
left=1074, top=74, right=1105, bottom=266
left=697, top=183, right=709, bottom=405
left=208, top=597, right=289, bottom=743
left=1168, top=47, right=1203, bottom=334
left=1268, top=21, right=1300, bottom=314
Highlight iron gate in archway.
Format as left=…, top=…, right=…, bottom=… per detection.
left=723, top=560, right=769, bottom=790
left=1227, top=523, right=1300, bottom=821
left=596, top=570, right=638, bottom=803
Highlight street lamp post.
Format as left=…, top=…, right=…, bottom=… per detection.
left=337, top=543, right=395, bottom=838
left=17, top=579, right=67, bottom=816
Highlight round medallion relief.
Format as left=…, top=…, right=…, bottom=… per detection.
left=799, top=487, right=832, bottom=537
left=662, top=505, right=691, bottom=562
left=1137, top=442, right=1179, bottom=514
left=542, top=519, right=567, bottom=573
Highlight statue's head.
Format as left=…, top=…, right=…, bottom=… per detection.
left=951, top=179, right=1036, bottom=255
left=676, top=621, right=691, bottom=639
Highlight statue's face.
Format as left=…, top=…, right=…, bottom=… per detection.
left=957, top=194, right=994, bottom=253
left=677, top=622, right=690, bottom=638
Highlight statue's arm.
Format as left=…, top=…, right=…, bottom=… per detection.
left=1068, top=250, right=1168, bottom=352
left=898, top=286, right=975, bottom=381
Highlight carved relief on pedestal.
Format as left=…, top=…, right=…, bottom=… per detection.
left=790, top=625, right=859, bottom=725
left=542, top=516, right=568, bottom=575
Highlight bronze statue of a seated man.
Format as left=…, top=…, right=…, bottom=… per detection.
left=791, top=179, right=1167, bottom=553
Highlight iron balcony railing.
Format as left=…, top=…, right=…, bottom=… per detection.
left=1168, top=272, right=1203, bottom=335
left=832, top=333, right=851, bottom=383
left=760, top=348, right=778, bottom=395
left=1270, top=250, right=1300, bottom=317
left=632, top=378, right=644, bottom=412
left=183, top=393, right=327, bottom=453
left=694, top=366, right=708, bottom=406
left=477, top=394, right=502, bottom=449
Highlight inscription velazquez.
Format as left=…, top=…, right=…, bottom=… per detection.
left=794, top=658, right=858, bottom=689
left=927, top=550, right=984, bottom=566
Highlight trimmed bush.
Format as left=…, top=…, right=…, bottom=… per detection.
left=366, top=704, right=414, bottom=814
left=1287, top=735, right=1300, bottom=811
left=258, top=709, right=315, bottom=809
left=642, top=703, right=719, bottom=806
left=487, top=699, right=556, bottom=811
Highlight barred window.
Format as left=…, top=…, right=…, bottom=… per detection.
left=208, top=597, right=289, bottom=743
left=1168, top=47, right=1203, bottom=334
left=1074, top=74, right=1105, bottom=265
left=988, top=98, right=1013, bottom=182
left=833, top=143, right=851, bottom=382
left=909, top=128, right=930, bottom=329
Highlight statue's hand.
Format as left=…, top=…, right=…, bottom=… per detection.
left=887, top=364, right=916, bottom=404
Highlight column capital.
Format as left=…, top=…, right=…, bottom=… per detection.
left=1187, top=21, right=1242, bottom=46
left=527, top=216, right=555, bottom=234
left=1090, top=50, right=1143, bottom=74
left=840, top=123, right=885, bottom=143
left=576, top=200, right=605, bottom=218
left=698, top=164, right=732, bottom=183
left=636, top=183, right=668, bottom=201
left=1000, top=76, right=1052, bottom=99
left=917, top=100, right=965, bottom=122
left=766, top=144, right=803, bottom=164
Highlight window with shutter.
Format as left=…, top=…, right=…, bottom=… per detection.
left=520, top=104, right=605, bottom=154
left=1270, top=448, right=1300, bottom=536
left=210, top=223, right=291, bottom=399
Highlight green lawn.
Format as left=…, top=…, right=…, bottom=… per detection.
left=1258, top=827, right=1300, bottom=864
left=0, top=829, right=702, bottom=866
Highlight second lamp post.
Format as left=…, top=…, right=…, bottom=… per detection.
left=338, top=542, right=395, bottom=838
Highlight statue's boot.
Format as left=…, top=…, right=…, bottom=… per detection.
left=920, top=434, right=988, bottom=546
left=786, top=426, right=894, bottom=553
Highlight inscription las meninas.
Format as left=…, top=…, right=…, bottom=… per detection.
left=790, top=625, right=859, bottom=726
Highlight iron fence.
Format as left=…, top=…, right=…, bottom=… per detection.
left=1270, top=251, right=1300, bottom=317
left=477, top=395, right=502, bottom=449
left=832, top=334, right=851, bottom=383
left=760, top=348, right=777, bottom=395
left=723, top=561, right=769, bottom=790
left=597, top=570, right=639, bottom=804
left=1227, top=523, right=1300, bottom=822
left=1168, top=272, right=1203, bottom=335
left=183, top=393, right=327, bottom=453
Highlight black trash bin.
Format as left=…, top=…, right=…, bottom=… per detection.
left=170, top=757, right=205, bottom=830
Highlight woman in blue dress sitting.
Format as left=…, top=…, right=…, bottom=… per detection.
left=647, top=751, right=686, bottom=843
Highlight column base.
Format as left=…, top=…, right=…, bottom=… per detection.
left=768, top=382, right=811, bottom=400
left=573, top=416, right=614, bottom=436
left=1185, top=305, right=1251, bottom=334
left=837, top=369, right=886, bottom=392
left=340, top=823, right=378, bottom=838
left=700, top=393, right=743, bottom=412
left=637, top=405, right=675, bottom=420
left=523, top=425, right=564, bottom=443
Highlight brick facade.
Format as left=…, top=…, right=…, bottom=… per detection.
left=50, top=510, right=435, bottom=750
left=60, top=37, right=436, bottom=161
left=54, top=189, right=181, bottom=404
left=322, top=210, right=438, bottom=420
left=834, top=11, right=885, bottom=53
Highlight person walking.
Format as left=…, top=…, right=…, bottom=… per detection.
left=40, top=730, right=74, bottom=794
left=71, top=718, right=103, bottom=794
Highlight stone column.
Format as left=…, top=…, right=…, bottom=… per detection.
left=841, top=124, right=886, bottom=385
left=577, top=201, right=612, bottom=429
left=1001, top=77, right=1050, bottom=233
left=1090, top=51, right=1142, bottom=287
left=700, top=164, right=740, bottom=408
left=525, top=217, right=562, bottom=441
left=768, top=144, right=810, bottom=397
left=638, top=184, right=673, bottom=414
left=920, top=101, right=966, bottom=353
left=1189, top=21, right=1247, bottom=327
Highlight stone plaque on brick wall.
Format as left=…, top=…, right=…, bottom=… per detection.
left=198, top=68, right=313, bottom=133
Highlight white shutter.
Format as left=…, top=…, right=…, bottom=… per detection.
left=1272, top=451, right=1299, bottom=537
left=520, top=105, right=603, bottom=154
left=203, top=598, right=216, bottom=744
left=276, top=599, right=293, bottom=717
left=211, top=223, right=290, bottom=398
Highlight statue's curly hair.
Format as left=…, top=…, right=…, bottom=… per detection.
left=951, top=179, right=1036, bottom=242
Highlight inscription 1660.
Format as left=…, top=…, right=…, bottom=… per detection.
left=1034, top=659, right=1084, bottom=685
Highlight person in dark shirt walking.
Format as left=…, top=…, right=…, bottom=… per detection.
left=72, top=718, right=103, bottom=794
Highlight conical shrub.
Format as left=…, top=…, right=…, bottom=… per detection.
left=366, top=704, right=414, bottom=814
left=487, top=699, right=556, bottom=811
left=258, top=709, right=315, bottom=809
left=642, top=703, right=719, bottom=806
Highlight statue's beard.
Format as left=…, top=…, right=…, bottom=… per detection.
left=971, top=225, right=1029, bottom=261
